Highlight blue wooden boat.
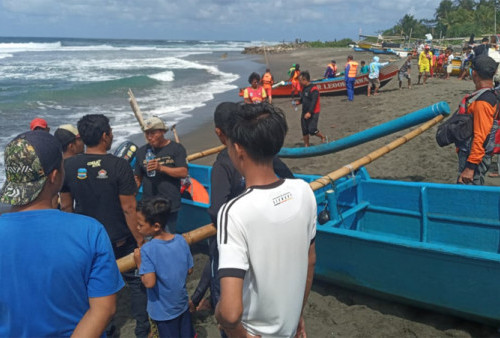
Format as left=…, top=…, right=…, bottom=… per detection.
left=177, top=164, right=500, bottom=326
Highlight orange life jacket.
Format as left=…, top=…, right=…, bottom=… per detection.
left=346, top=61, right=358, bottom=78
left=262, top=72, right=273, bottom=88
left=291, top=70, right=300, bottom=83
left=328, top=63, right=337, bottom=73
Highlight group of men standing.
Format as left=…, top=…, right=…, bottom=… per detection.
left=0, top=113, right=188, bottom=337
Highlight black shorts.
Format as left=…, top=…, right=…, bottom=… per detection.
left=301, top=113, right=320, bottom=136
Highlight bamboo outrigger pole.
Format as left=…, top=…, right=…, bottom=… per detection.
left=116, top=114, right=445, bottom=273
left=128, top=89, right=145, bottom=130
left=127, top=89, right=224, bottom=161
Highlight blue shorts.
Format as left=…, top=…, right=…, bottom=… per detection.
left=155, top=309, right=196, bottom=338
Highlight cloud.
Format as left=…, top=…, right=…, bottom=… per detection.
left=0, top=0, right=442, bottom=40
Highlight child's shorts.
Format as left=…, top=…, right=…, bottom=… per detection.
left=155, top=309, right=196, bottom=338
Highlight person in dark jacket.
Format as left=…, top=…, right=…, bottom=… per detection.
left=295, top=71, right=327, bottom=147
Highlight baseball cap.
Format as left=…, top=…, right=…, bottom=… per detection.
left=54, top=124, right=79, bottom=147
left=0, top=131, right=62, bottom=206
left=143, top=117, right=167, bottom=132
left=471, top=55, right=499, bottom=79
left=30, top=118, right=48, bottom=131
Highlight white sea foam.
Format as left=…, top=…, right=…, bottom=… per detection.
left=0, top=53, right=13, bottom=59
left=149, top=71, right=175, bottom=82
left=0, top=40, right=281, bottom=55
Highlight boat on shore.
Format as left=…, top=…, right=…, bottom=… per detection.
left=116, top=101, right=500, bottom=327
left=238, top=63, right=399, bottom=98
left=176, top=162, right=500, bottom=326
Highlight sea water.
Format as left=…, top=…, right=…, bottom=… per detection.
left=0, top=37, right=271, bottom=185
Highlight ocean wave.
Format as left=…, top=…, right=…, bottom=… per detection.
left=0, top=39, right=277, bottom=55
left=0, top=53, right=13, bottom=59
left=0, top=42, right=62, bottom=53
left=149, top=71, right=175, bottom=82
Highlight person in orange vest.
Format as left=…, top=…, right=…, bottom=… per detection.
left=261, top=68, right=274, bottom=104
left=344, top=55, right=358, bottom=101
left=324, top=60, right=337, bottom=78
left=243, top=72, right=267, bottom=104
left=289, top=63, right=301, bottom=101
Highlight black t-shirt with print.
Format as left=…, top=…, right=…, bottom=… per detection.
left=135, top=141, right=188, bottom=212
left=61, top=153, right=137, bottom=243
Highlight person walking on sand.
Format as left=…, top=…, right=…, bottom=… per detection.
left=367, top=56, right=389, bottom=96
left=417, top=45, right=433, bottom=85
left=455, top=55, right=498, bottom=185
left=261, top=68, right=274, bottom=104
left=0, top=131, right=123, bottom=336
left=344, top=55, right=358, bottom=101
left=399, top=54, right=412, bottom=90
left=215, top=103, right=317, bottom=338
left=295, top=71, right=327, bottom=147
left=243, top=72, right=267, bottom=104
left=134, top=197, right=196, bottom=338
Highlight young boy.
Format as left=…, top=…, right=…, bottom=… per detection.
left=215, top=103, right=317, bottom=337
left=133, top=198, right=195, bottom=338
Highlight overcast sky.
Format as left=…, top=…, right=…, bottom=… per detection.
left=1, top=0, right=438, bottom=41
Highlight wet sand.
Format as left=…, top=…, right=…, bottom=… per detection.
left=117, top=48, right=500, bottom=337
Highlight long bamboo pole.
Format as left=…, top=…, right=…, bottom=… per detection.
left=117, top=114, right=444, bottom=273
left=309, top=114, right=444, bottom=190
left=128, top=89, right=145, bottom=130
left=187, top=145, right=226, bottom=162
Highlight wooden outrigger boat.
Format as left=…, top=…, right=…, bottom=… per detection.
left=238, top=63, right=399, bottom=98
left=119, top=97, right=500, bottom=326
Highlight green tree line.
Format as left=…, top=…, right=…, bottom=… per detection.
left=382, top=0, right=499, bottom=39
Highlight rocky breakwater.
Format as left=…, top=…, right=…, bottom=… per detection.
left=242, top=43, right=306, bottom=54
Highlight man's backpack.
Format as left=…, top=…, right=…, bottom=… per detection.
left=436, top=88, right=491, bottom=147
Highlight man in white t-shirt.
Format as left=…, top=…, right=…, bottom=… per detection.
left=215, top=103, right=317, bottom=337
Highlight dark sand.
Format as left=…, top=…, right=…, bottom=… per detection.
left=117, top=48, right=500, bottom=337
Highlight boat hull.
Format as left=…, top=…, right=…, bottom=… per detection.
left=178, top=164, right=500, bottom=325
left=238, top=64, right=399, bottom=98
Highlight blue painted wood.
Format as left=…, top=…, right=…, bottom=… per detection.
left=278, top=101, right=450, bottom=158
left=178, top=163, right=500, bottom=325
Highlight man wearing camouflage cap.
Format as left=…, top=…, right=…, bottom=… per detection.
left=0, top=130, right=123, bottom=336
left=134, top=116, right=188, bottom=233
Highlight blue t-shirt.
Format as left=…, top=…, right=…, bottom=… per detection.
left=139, top=235, right=194, bottom=321
left=0, top=209, right=124, bottom=337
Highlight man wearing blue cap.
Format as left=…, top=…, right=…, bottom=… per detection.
left=0, top=130, right=123, bottom=336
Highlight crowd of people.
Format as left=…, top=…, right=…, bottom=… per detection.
left=1, top=37, right=500, bottom=338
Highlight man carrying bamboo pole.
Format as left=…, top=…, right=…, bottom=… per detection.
left=0, top=131, right=123, bottom=336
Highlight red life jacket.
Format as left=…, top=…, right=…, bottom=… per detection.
left=245, top=86, right=266, bottom=103
left=311, top=86, right=320, bottom=113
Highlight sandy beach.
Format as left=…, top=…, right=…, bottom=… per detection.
left=117, top=48, right=500, bottom=337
